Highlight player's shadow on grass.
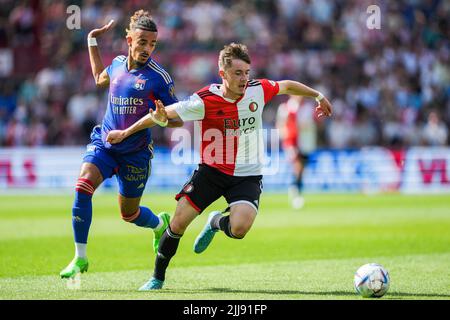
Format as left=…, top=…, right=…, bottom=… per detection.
left=158, top=288, right=450, bottom=299
left=385, top=292, right=450, bottom=299
left=87, top=288, right=450, bottom=299
left=164, top=288, right=351, bottom=297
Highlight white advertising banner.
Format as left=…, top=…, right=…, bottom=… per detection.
left=401, top=147, right=450, bottom=193
left=0, top=147, right=83, bottom=189
left=0, top=146, right=449, bottom=193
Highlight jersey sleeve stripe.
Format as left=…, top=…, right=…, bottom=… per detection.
left=114, top=55, right=126, bottom=62
left=197, top=91, right=214, bottom=98
left=197, top=89, right=210, bottom=95
left=148, top=60, right=172, bottom=84
left=247, top=79, right=261, bottom=85
left=149, top=60, right=171, bottom=81
left=197, top=95, right=214, bottom=100
left=148, top=62, right=171, bottom=84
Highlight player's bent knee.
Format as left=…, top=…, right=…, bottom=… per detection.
left=75, top=178, right=95, bottom=196
left=169, top=220, right=187, bottom=235
left=230, top=226, right=249, bottom=239
left=79, top=163, right=103, bottom=189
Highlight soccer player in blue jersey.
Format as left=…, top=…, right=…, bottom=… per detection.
left=60, top=10, right=182, bottom=281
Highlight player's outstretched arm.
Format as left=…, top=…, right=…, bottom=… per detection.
left=106, top=114, right=155, bottom=144
left=153, top=100, right=184, bottom=128
left=277, top=80, right=332, bottom=118
left=106, top=100, right=183, bottom=144
left=87, top=19, right=114, bottom=89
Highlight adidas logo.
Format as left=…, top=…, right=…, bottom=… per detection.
left=216, top=110, right=225, bottom=116
left=73, top=216, right=84, bottom=223
left=137, top=183, right=145, bottom=189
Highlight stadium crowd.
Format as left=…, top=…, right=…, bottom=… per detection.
left=0, top=0, right=449, bottom=148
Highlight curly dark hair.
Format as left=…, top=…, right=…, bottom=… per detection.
left=126, top=9, right=157, bottom=36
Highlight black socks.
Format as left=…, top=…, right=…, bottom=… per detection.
left=217, top=214, right=242, bottom=239
left=153, top=226, right=182, bottom=281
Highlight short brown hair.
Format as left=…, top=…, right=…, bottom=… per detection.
left=218, top=43, right=251, bottom=70
left=126, top=10, right=157, bottom=36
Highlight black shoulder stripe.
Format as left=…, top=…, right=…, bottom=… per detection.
left=197, top=95, right=215, bottom=100
left=248, top=79, right=261, bottom=85
left=197, top=91, right=214, bottom=98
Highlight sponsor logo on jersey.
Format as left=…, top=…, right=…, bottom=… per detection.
left=224, top=117, right=256, bottom=129
left=110, top=95, right=144, bottom=106
left=249, top=102, right=258, bottom=112
left=134, top=78, right=147, bottom=91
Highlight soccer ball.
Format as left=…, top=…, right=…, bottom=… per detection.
left=354, top=263, right=390, bottom=298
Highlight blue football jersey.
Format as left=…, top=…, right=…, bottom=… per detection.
left=100, top=55, right=178, bottom=153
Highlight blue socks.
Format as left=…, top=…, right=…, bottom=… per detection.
left=72, top=175, right=159, bottom=246
left=73, top=196, right=159, bottom=245
left=72, top=176, right=159, bottom=262
left=130, top=206, right=160, bottom=228
left=72, top=191, right=93, bottom=244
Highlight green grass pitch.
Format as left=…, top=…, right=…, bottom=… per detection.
left=0, top=192, right=449, bottom=300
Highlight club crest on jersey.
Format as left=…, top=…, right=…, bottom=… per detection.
left=134, top=78, right=147, bottom=91
left=249, top=102, right=259, bottom=112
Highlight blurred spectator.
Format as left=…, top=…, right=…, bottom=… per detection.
left=0, top=81, right=16, bottom=118
left=421, top=110, right=448, bottom=146
left=0, top=0, right=448, bottom=148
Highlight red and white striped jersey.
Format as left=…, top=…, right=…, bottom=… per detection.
left=174, top=79, right=279, bottom=176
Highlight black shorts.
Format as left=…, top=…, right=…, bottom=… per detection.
left=175, top=164, right=263, bottom=214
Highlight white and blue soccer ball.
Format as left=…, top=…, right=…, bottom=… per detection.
left=354, top=263, right=390, bottom=298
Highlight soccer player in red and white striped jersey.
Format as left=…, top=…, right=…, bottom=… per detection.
left=106, top=43, right=332, bottom=290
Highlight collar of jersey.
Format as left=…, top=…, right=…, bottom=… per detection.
left=124, top=56, right=152, bottom=73
left=209, top=84, right=246, bottom=104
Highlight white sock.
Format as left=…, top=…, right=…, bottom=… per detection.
left=75, top=242, right=87, bottom=259
left=154, top=216, right=164, bottom=231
